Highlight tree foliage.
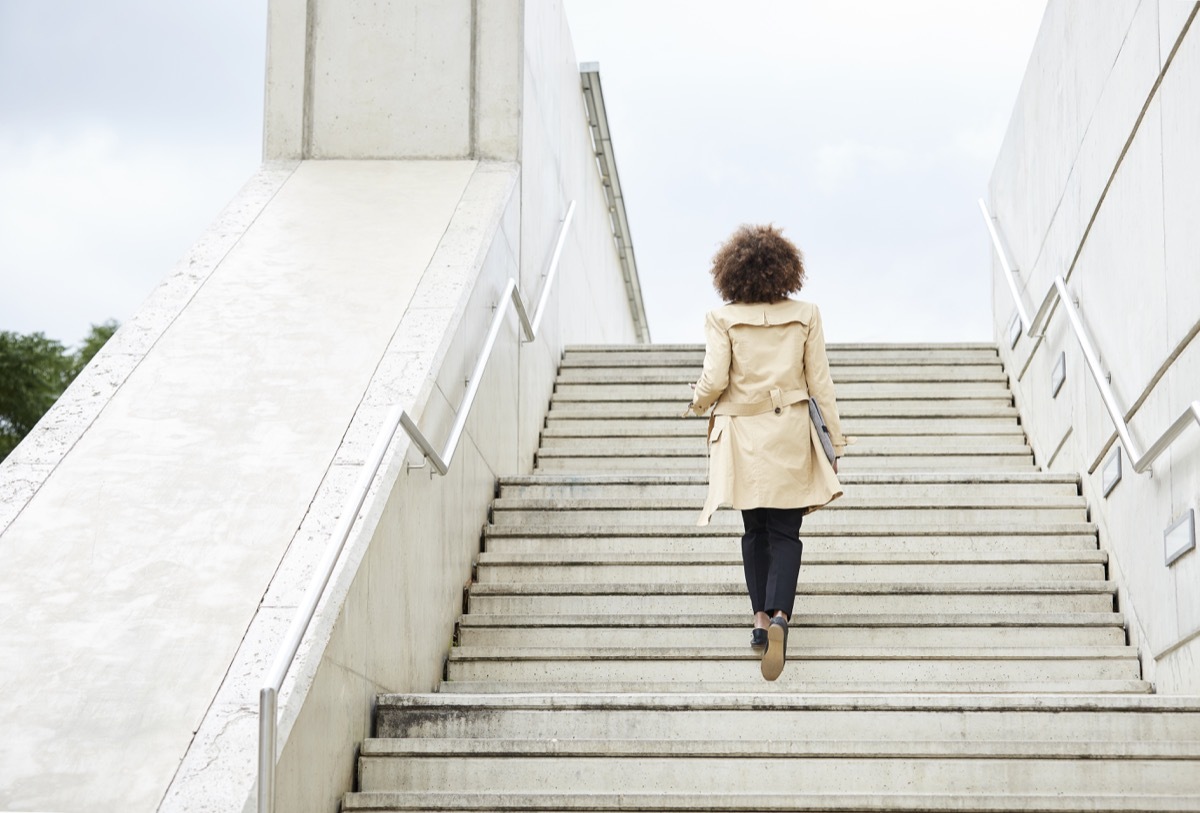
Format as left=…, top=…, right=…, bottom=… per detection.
left=70, top=319, right=119, bottom=380
left=0, top=321, right=119, bottom=461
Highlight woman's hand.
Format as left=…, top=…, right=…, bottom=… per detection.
left=683, top=382, right=697, bottom=418
left=833, top=457, right=839, bottom=475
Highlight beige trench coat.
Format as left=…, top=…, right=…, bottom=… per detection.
left=686, top=299, right=848, bottom=526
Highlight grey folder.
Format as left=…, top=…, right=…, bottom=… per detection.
left=809, top=399, right=836, bottom=464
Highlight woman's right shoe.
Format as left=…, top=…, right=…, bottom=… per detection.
left=750, top=628, right=768, bottom=653
left=761, top=617, right=788, bottom=681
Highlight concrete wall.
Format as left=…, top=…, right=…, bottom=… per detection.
left=264, top=0, right=522, bottom=160
left=986, top=0, right=1200, bottom=692
left=0, top=1, right=645, bottom=811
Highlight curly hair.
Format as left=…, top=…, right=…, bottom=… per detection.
left=710, top=224, right=805, bottom=303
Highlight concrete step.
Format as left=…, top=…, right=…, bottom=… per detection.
left=482, top=524, right=1100, bottom=555
left=564, top=342, right=1000, bottom=358
left=377, top=692, right=1198, bottom=739
left=343, top=790, right=1197, bottom=811
left=476, top=563, right=1104, bottom=584
left=535, top=441, right=1035, bottom=458
left=559, top=357, right=1003, bottom=371
left=444, top=645, right=1141, bottom=683
left=357, top=740, right=1199, bottom=795
left=537, top=436, right=1031, bottom=456
left=553, top=366, right=1008, bottom=383
left=551, top=382, right=1013, bottom=402
left=496, top=474, right=1080, bottom=501
left=434, top=679, right=1154, bottom=695
left=489, top=498, right=1083, bottom=528
left=478, top=550, right=1106, bottom=565
left=534, top=455, right=1035, bottom=473
left=474, top=550, right=1106, bottom=584
left=557, top=351, right=1005, bottom=367
left=562, top=358, right=1012, bottom=370
left=549, top=405, right=1017, bottom=424
left=534, top=441, right=1035, bottom=457
left=458, top=613, right=1123, bottom=647
left=499, top=477, right=1078, bottom=500
left=542, top=419, right=1026, bottom=438
left=481, top=521, right=1098, bottom=539
left=548, top=402, right=1020, bottom=419
left=482, top=537, right=1102, bottom=556
left=466, top=581, right=1116, bottom=615
left=456, top=621, right=1125, bottom=648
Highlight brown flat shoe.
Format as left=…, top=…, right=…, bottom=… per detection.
left=761, top=617, right=788, bottom=681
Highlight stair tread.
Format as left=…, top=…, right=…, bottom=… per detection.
left=380, top=691, right=1196, bottom=710
left=492, top=497, right=1081, bottom=509
left=477, top=551, right=1107, bottom=564
left=360, top=737, right=1200, bottom=757
left=435, top=680, right=1155, bottom=695
left=446, top=646, right=1139, bottom=661
left=343, top=792, right=1200, bottom=812
left=457, top=612, right=1125, bottom=628
left=483, top=523, right=1099, bottom=537
left=499, top=473, right=1081, bottom=485
left=468, top=580, right=1115, bottom=595
left=565, top=343, right=1000, bottom=351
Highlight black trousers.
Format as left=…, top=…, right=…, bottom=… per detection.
left=740, top=507, right=805, bottom=618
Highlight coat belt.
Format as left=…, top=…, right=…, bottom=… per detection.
left=712, top=388, right=808, bottom=417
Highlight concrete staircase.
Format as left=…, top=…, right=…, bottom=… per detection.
left=343, top=343, right=1200, bottom=811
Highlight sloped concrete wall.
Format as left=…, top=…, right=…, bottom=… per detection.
left=987, top=0, right=1200, bottom=692
left=0, top=158, right=478, bottom=811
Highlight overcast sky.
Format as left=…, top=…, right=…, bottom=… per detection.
left=0, top=1, right=1046, bottom=347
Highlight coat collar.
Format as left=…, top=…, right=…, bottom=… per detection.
left=713, top=298, right=814, bottom=328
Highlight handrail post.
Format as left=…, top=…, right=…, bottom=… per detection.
left=258, top=687, right=277, bottom=813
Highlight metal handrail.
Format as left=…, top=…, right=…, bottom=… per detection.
left=980, top=198, right=1200, bottom=474
left=401, top=200, right=575, bottom=474
left=1026, top=275, right=1146, bottom=466
left=977, top=199, right=1031, bottom=330
left=256, top=200, right=574, bottom=812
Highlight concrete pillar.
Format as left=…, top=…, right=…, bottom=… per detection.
left=264, top=0, right=523, bottom=160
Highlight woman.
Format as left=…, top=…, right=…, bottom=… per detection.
left=685, top=224, right=847, bottom=682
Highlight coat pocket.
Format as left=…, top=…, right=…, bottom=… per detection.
left=708, top=415, right=729, bottom=446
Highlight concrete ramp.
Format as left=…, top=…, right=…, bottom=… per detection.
left=0, top=158, right=485, bottom=806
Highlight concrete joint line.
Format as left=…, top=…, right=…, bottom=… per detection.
left=1154, top=624, right=1200, bottom=661
left=1015, top=4, right=1199, bottom=379
left=1086, top=315, right=1200, bottom=474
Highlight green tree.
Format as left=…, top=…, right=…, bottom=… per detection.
left=0, top=322, right=119, bottom=461
left=70, top=319, right=119, bottom=380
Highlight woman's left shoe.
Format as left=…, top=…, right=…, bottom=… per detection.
left=761, top=617, right=788, bottom=681
left=750, top=628, right=768, bottom=653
